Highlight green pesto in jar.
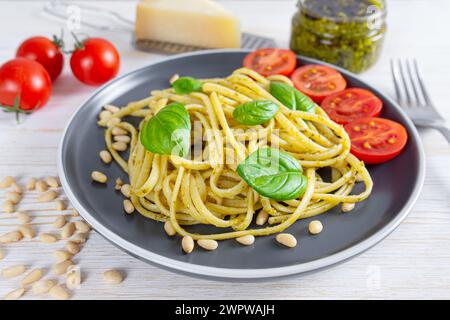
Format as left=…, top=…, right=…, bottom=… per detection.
left=290, top=0, right=386, bottom=73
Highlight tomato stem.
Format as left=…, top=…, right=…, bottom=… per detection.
left=0, top=95, right=36, bottom=124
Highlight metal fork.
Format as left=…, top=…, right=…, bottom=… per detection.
left=390, top=59, right=450, bottom=143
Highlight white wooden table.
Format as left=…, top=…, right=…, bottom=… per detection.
left=1, top=0, right=450, bottom=300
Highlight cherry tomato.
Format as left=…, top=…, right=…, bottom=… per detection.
left=243, top=48, right=297, bottom=77
left=344, top=117, right=408, bottom=164
left=291, top=64, right=347, bottom=103
left=321, top=88, right=383, bottom=124
left=16, top=36, right=64, bottom=81
left=70, top=38, right=120, bottom=86
left=0, top=58, right=52, bottom=111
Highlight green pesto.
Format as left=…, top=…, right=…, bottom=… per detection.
left=290, top=0, right=386, bottom=73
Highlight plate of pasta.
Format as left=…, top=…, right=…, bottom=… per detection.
left=58, top=50, right=425, bottom=280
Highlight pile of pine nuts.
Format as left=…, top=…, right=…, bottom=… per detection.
left=0, top=175, right=124, bottom=300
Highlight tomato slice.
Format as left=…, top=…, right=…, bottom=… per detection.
left=243, top=48, right=297, bottom=77
left=344, top=117, right=408, bottom=164
left=321, top=88, right=383, bottom=124
left=291, top=64, right=347, bottom=103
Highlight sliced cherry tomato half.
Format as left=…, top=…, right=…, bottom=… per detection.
left=291, top=64, right=347, bottom=103
left=344, top=117, right=408, bottom=164
left=243, top=48, right=297, bottom=77
left=321, top=88, right=383, bottom=124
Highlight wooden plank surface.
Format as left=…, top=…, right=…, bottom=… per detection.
left=0, top=0, right=449, bottom=299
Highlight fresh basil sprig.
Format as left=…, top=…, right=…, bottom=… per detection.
left=237, top=147, right=307, bottom=201
left=140, top=103, right=191, bottom=157
left=232, top=100, right=279, bottom=125
left=172, top=77, right=202, bottom=94
left=270, top=82, right=316, bottom=113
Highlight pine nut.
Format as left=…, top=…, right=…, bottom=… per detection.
left=49, top=285, right=70, bottom=300
left=112, top=141, right=127, bottom=151
left=66, top=265, right=81, bottom=290
left=65, top=241, right=80, bottom=255
left=181, top=236, right=194, bottom=254
left=46, top=176, right=60, bottom=188
left=3, top=200, right=15, bottom=213
left=121, top=184, right=131, bottom=198
left=2, top=265, right=26, bottom=278
left=123, top=199, right=134, bottom=214
left=308, top=220, right=323, bottom=235
left=114, top=135, right=131, bottom=143
left=356, top=173, right=364, bottom=182
left=32, top=280, right=55, bottom=295
left=19, top=225, right=36, bottom=239
left=4, top=288, right=25, bottom=300
left=236, top=235, right=255, bottom=246
left=0, top=176, right=14, bottom=188
left=169, top=73, right=180, bottom=84
left=26, top=177, right=37, bottom=190
left=61, top=222, right=76, bottom=239
left=104, top=104, right=120, bottom=114
left=71, top=232, right=88, bottom=244
left=74, top=221, right=90, bottom=233
left=0, top=231, right=23, bottom=243
left=53, top=260, right=74, bottom=275
left=21, top=268, right=43, bottom=286
left=54, top=200, right=65, bottom=211
left=256, top=210, right=269, bottom=226
left=276, top=233, right=297, bottom=248
left=103, top=270, right=123, bottom=284
left=72, top=208, right=80, bottom=217
left=341, top=202, right=355, bottom=212
left=11, top=182, right=23, bottom=194
left=197, top=239, right=218, bottom=251
left=91, top=171, right=107, bottom=183
left=16, top=211, right=31, bottom=224
left=38, top=190, right=58, bottom=202
left=40, top=233, right=58, bottom=243
left=164, top=221, right=176, bottom=236
left=54, top=250, right=73, bottom=262
left=99, top=150, right=112, bottom=164
left=6, top=191, right=21, bottom=204
left=106, top=117, right=121, bottom=127
left=0, top=249, right=4, bottom=260
left=53, top=215, right=66, bottom=228
left=36, top=180, right=49, bottom=192
left=114, top=177, right=123, bottom=190
left=112, top=127, right=127, bottom=136
left=99, top=110, right=112, bottom=121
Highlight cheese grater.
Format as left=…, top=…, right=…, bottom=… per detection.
left=43, top=1, right=277, bottom=54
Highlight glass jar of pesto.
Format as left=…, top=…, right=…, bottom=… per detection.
left=290, top=0, right=386, bottom=73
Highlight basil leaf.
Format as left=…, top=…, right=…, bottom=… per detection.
left=237, top=147, right=307, bottom=201
left=270, top=81, right=316, bottom=113
left=140, top=103, right=191, bottom=157
left=172, top=77, right=202, bottom=94
left=232, top=100, right=279, bottom=125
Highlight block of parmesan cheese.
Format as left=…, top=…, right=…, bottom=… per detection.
left=135, top=0, right=241, bottom=49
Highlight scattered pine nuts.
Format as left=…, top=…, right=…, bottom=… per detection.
left=114, top=135, right=131, bottom=143
left=65, top=241, right=80, bottom=255
left=181, top=236, right=194, bottom=254
left=112, top=127, right=127, bottom=136
left=46, top=176, right=60, bottom=188
left=99, top=150, right=112, bottom=164
left=72, top=208, right=80, bottom=217
left=3, top=200, right=15, bottom=213
left=236, top=235, right=255, bottom=246
left=16, top=211, right=31, bottom=224
left=104, top=104, right=120, bottom=114
left=341, top=202, right=355, bottom=212
left=308, top=220, right=323, bottom=235
left=18, top=225, right=36, bottom=239
left=121, top=184, right=131, bottom=198
left=123, top=199, right=134, bottom=214
left=53, top=260, right=74, bottom=275
left=91, top=171, right=107, bottom=183
left=26, top=177, right=37, bottom=190
left=0, top=231, right=23, bottom=243
left=115, top=177, right=123, bottom=190
left=2, top=265, right=26, bottom=278
left=38, top=190, right=58, bottom=202
left=21, top=268, right=43, bottom=286
left=11, top=182, right=23, bottom=194
left=197, top=239, right=218, bottom=251
left=32, top=280, right=55, bottom=295
left=103, top=270, right=123, bottom=284
left=4, top=288, right=25, bottom=300
left=40, top=233, right=58, bottom=243
left=71, top=232, right=88, bottom=244
left=49, top=284, right=70, bottom=300
left=112, top=141, right=127, bottom=152
left=55, top=200, right=66, bottom=211
left=53, top=215, right=66, bottom=228
left=99, top=110, right=112, bottom=121
left=106, top=117, right=121, bottom=127
left=74, top=221, right=90, bottom=233
left=36, top=180, right=49, bottom=192
left=61, top=222, right=76, bottom=239
left=164, top=221, right=176, bottom=236
left=0, top=176, right=14, bottom=188
left=256, top=210, right=269, bottom=226
left=6, top=191, right=21, bottom=204
left=54, top=250, right=73, bottom=263
left=66, top=265, right=81, bottom=290
left=276, top=233, right=297, bottom=248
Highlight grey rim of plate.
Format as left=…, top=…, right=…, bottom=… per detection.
left=57, top=49, right=426, bottom=280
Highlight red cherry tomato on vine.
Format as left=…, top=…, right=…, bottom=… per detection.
left=70, top=38, right=120, bottom=86
left=16, top=36, right=64, bottom=81
left=0, top=58, right=52, bottom=111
